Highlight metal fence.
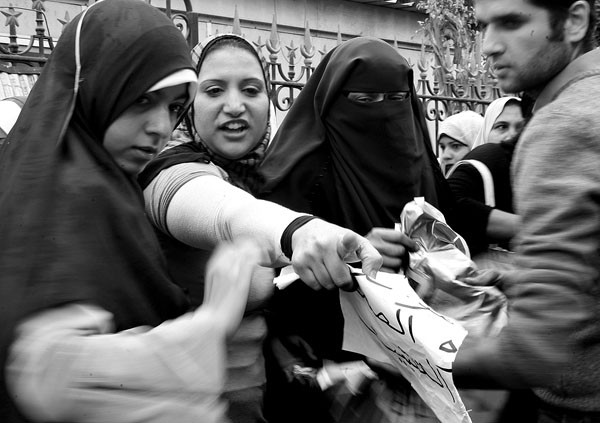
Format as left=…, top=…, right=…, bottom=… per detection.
left=0, top=1, right=502, bottom=148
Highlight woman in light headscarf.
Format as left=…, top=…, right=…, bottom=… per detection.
left=0, top=96, right=26, bottom=144
left=447, top=96, right=524, bottom=258
left=438, top=110, right=484, bottom=176
left=258, top=36, right=452, bottom=423
left=472, top=96, right=525, bottom=148
left=0, top=1, right=265, bottom=422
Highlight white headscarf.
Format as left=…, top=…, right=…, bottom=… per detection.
left=438, top=110, right=483, bottom=149
left=472, top=96, right=521, bottom=148
left=0, top=97, right=26, bottom=140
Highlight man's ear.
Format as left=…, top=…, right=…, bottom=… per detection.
left=564, top=0, right=591, bottom=44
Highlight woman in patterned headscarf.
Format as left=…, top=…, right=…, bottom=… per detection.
left=0, top=1, right=264, bottom=422
left=139, top=33, right=274, bottom=423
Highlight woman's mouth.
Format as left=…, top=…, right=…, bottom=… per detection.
left=220, top=120, right=249, bottom=133
left=132, top=146, right=158, bottom=157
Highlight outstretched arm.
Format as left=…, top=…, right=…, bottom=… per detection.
left=144, top=163, right=382, bottom=290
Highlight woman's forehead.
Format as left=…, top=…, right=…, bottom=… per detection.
left=198, top=47, right=264, bottom=78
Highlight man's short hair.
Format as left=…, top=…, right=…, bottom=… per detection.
left=527, top=0, right=597, bottom=50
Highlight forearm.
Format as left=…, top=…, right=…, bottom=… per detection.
left=144, top=164, right=382, bottom=290
left=485, top=209, right=519, bottom=242
left=144, top=164, right=304, bottom=266
left=447, top=167, right=492, bottom=247
left=166, top=176, right=302, bottom=265
left=6, top=304, right=229, bottom=423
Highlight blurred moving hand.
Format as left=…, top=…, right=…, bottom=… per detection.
left=203, top=239, right=263, bottom=337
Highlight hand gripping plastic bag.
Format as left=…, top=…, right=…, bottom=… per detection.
left=400, top=198, right=508, bottom=339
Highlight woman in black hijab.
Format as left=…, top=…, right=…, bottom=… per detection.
left=259, top=37, right=451, bottom=423
left=0, top=1, right=259, bottom=421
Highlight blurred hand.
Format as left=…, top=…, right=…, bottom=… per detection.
left=270, top=334, right=319, bottom=368
left=203, top=239, right=263, bottom=337
left=290, top=219, right=382, bottom=291
left=365, top=227, right=418, bottom=273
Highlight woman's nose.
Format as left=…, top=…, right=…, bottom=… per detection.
left=506, top=126, right=520, bottom=141
left=441, top=149, right=453, bottom=160
left=223, top=91, right=245, bottom=115
left=146, top=107, right=173, bottom=139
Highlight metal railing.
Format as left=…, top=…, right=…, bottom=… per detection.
left=1, top=1, right=502, bottom=145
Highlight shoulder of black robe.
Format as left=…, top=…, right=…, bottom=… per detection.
left=0, top=1, right=194, bottom=416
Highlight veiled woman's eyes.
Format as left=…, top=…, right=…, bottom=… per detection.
left=346, top=91, right=410, bottom=103
left=386, top=92, right=410, bottom=101
left=347, top=92, right=382, bottom=103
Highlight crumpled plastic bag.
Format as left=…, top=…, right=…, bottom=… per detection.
left=400, top=197, right=508, bottom=339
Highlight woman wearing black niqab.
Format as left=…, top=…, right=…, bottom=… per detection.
left=259, top=36, right=451, bottom=423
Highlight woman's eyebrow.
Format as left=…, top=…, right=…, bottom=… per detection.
left=198, top=77, right=264, bottom=84
left=241, top=77, right=266, bottom=85
left=198, top=78, right=223, bottom=85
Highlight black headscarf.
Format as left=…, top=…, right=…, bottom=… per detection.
left=0, top=0, right=194, bottom=416
left=259, top=36, right=449, bottom=236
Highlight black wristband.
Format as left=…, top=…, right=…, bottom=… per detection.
left=281, top=215, right=318, bottom=260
